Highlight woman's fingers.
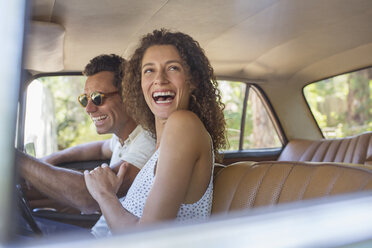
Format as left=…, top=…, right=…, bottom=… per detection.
left=89, top=163, right=109, bottom=174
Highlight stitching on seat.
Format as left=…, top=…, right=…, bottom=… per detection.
left=300, top=167, right=317, bottom=200
left=358, top=134, right=371, bottom=163
left=326, top=168, right=343, bottom=195
left=250, top=163, right=273, bottom=208
left=351, top=135, right=360, bottom=163
left=368, top=135, right=372, bottom=163
left=227, top=167, right=253, bottom=211
left=328, top=140, right=342, bottom=162
left=319, top=141, right=332, bottom=162
left=301, top=141, right=320, bottom=161
left=275, top=164, right=294, bottom=204
left=340, top=139, right=351, bottom=163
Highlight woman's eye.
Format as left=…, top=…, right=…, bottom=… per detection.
left=143, top=68, right=153, bottom=74
left=169, top=65, right=180, bottom=71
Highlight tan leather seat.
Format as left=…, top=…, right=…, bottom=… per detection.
left=278, top=132, right=372, bottom=165
left=212, top=161, right=372, bottom=215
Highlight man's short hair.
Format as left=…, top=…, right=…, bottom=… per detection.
left=83, top=54, right=125, bottom=90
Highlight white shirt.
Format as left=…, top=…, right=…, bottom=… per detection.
left=109, top=125, right=155, bottom=169
left=91, top=125, right=156, bottom=238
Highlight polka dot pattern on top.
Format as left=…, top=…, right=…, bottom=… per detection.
left=122, top=147, right=214, bottom=223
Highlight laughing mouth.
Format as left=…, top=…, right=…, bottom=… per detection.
left=91, top=115, right=107, bottom=123
left=152, top=91, right=175, bottom=103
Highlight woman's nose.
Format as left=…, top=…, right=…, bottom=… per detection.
left=154, top=70, right=168, bottom=85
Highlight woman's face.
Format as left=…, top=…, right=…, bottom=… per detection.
left=141, top=45, right=192, bottom=120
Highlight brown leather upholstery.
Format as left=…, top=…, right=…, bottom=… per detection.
left=278, top=132, right=372, bottom=165
left=212, top=161, right=372, bottom=215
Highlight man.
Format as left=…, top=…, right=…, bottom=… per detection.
left=16, top=54, right=156, bottom=234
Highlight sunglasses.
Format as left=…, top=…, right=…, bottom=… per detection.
left=78, top=91, right=119, bottom=107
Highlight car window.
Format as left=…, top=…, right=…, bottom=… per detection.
left=303, top=67, right=372, bottom=138
left=25, top=77, right=282, bottom=157
left=24, top=75, right=111, bottom=158
left=219, top=80, right=282, bottom=151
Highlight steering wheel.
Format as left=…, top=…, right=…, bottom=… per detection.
left=16, top=184, right=42, bottom=235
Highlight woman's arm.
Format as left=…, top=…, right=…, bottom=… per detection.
left=140, top=110, right=211, bottom=223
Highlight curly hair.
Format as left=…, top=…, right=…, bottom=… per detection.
left=123, top=29, right=226, bottom=160
left=83, top=54, right=126, bottom=91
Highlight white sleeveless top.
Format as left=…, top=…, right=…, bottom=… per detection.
left=122, top=148, right=214, bottom=223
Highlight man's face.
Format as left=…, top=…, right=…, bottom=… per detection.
left=83, top=71, right=130, bottom=135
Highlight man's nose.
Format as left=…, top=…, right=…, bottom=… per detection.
left=85, top=98, right=97, bottom=113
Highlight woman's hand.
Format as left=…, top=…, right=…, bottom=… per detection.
left=84, top=163, right=127, bottom=202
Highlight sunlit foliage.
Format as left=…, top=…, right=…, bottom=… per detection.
left=304, top=67, right=372, bottom=138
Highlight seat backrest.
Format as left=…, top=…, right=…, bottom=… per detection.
left=212, top=161, right=372, bottom=215
left=278, top=132, right=372, bottom=165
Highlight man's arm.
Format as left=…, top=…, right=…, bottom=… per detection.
left=41, top=140, right=112, bottom=165
left=23, top=139, right=112, bottom=212
left=111, top=162, right=140, bottom=198
left=16, top=150, right=140, bottom=214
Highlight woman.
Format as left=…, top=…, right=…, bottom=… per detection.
left=84, top=29, right=226, bottom=235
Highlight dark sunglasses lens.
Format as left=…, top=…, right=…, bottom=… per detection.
left=91, top=92, right=102, bottom=106
left=78, top=95, right=88, bottom=107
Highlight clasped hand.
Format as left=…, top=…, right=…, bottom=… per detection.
left=84, top=163, right=127, bottom=202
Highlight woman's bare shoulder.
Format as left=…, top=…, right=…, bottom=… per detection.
left=161, top=110, right=209, bottom=154
left=166, top=110, right=204, bottom=131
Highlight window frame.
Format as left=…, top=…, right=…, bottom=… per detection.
left=302, top=66, right=372, bottom=139
left=18, top=72, right=83, bottom=152
left=217, top=77, right=287, bottom=159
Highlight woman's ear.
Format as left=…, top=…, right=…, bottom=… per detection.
left=189, top=82, right=197, bottom=92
